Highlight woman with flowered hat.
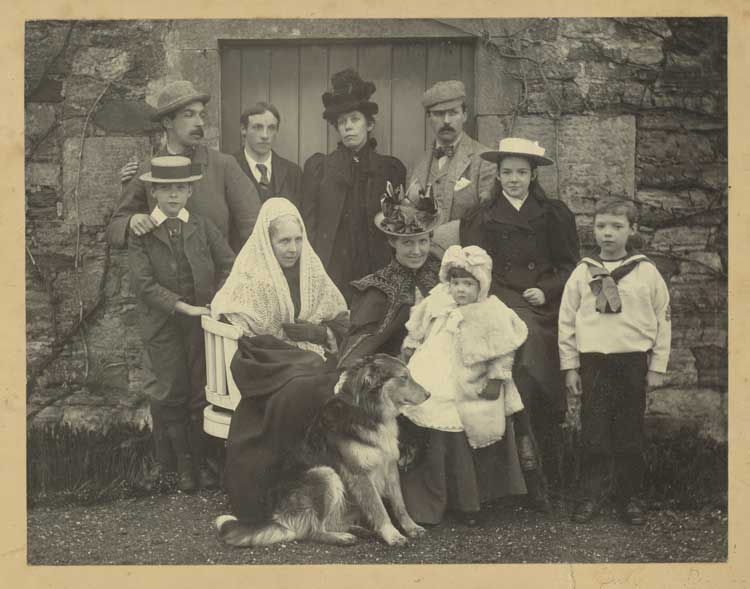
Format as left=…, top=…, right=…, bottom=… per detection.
left=300, top=68, right=406, bottom=302
left=460, top=137, right=580, bottom=511
left=338, top=189, right=527, bottom=527
left=338, top=184, right=443, bottom=366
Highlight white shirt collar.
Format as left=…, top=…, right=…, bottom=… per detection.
left=502, top=189, right=529, bottom=211
left=150, top=206, right=190, bottom=226
left=244, top=147, right=272, bottom=183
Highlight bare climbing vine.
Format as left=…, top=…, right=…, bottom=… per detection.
left=26, top=24, right=118, bottom=412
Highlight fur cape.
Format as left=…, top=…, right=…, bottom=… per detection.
left=403, top=285, right=528, bottom=448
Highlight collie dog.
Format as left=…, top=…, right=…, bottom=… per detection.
left=216, top=354, right=430, bottom=547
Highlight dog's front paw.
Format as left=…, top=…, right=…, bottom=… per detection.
left=403, top=522, right=426, bottom=538
left=379, top=524, right=407, bottom=546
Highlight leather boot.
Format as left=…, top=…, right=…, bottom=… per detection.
left=517, top=433, right=552, bottom=512
left=167, top=423, right=196, bottom=493
left=523, top=468, right=552, bottom=513
left=189, top=418, right=219, bottom=490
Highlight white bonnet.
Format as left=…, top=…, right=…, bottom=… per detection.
left=439, top=245, right=493, bottom=300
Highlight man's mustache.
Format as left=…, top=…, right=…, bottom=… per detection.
left=190, top=128, right=205, bottom=138
left=439, top=125, right=454, bottom=132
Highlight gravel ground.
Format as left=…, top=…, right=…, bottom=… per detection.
left=27, top=491, right=727, bottom=565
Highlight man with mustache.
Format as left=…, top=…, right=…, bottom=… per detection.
left=407, top=80, right=496, bottom=225
left=232, top=102, right=303, bottom=206
left=108, top=80, right=262, bottom=254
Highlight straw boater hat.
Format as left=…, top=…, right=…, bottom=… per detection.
left=150, top=80, right=211, bottom=122
left=374, top=182, right=441, bottom=238
left=139, top=156, right=203, bottom=183
left=322, top=69, right=379, bottom=122
left=480, top=137, right=554, bottom=166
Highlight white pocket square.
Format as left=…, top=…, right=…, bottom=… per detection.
left=454, top=177, right=472, bottom=191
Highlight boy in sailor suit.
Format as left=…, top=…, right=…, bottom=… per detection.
left=558, top=197, right=671, bottom=526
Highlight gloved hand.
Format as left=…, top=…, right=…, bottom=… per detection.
left=282, top=319, right=328, bottom=345
left=401, top=347, right=415, bottom=363
left=479, top=379, right=502, bottom=400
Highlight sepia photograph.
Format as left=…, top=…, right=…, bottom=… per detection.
left=22, top=16, right=728, bottom=569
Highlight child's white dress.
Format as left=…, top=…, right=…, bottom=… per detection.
left=400, top=284, right=528, bottom=449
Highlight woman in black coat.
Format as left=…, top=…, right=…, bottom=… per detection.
left=301, top=68, right=406, bottom=302
left=460, top=137, right=580, bottom=510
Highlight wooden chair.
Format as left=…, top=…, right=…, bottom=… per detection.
left=201, top=315, right=243, bottom=439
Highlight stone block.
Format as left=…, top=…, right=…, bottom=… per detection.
left=692, top=345, right=727, bottom=390
left=645, top=387, right=725, bottom=442
left=62, top=77, right=111, bottom=118
left=678, top=252, right=725, bottom=278
left=661, top=346, right=698, bottom=388
left=26, top=103, right=58, bottom=142
left=62, top=136, right=151, bottom=226
left=699, top=163, right=728, bottom=193
left=93, top=100, right=160, bottom=134
left=635, top=188, right=714, bottom=227
left=650, top=225, right=711, bottom=252
left=639, top=111, right=725, bottom=132
left=475, top=43, right=521, bottom=116
left=168, top=19, right=472, bottom=50
left=26, top=162, right=61, bottom=191
left=560, top=18, right=665, bottom=67
left=28, top=78, right=65, bottom=103
left=72, top=47, right=132, bottom=82
left=25, top=21, right=73, bottom=96
left=637, top=129, right=720, bottom=170
left=669, top=279, right=726, bottom=315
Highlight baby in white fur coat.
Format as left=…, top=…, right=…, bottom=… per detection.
left=401, top=245, right=528, bottom=449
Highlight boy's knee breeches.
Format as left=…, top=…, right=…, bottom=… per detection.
left=579, top=352, right=648, bottom=457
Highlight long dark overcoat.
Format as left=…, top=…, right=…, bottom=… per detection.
left=460, top=182, right=579, bottom=414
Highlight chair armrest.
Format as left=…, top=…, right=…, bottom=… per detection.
left=201, top=315, right=243, bottom=341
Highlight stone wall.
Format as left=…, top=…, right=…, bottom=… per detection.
left=25, top=19, right=727, bottom=440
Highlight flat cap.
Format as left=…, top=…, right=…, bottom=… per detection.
left=421, top=80, right=466, bottom=111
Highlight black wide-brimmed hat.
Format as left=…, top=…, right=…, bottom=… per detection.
left=322, top=68, right=379, bottom=122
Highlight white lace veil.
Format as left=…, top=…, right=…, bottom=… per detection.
left=211, top=197, right=347, bottom=357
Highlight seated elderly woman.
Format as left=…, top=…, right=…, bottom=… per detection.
left=210, top=197, right=348, bottom=525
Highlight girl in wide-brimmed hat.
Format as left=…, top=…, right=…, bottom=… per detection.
left=300, top=69, right=407, bottom=302
left=460, top=136, right=580, bottom=513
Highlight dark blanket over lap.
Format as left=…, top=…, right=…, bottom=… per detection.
left=225, top=335, right=340, bottom=524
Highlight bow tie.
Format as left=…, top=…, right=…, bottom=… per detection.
left=433, top=144, right=455, bottom=159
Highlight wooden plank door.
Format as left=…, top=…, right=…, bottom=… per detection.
left=220, top=40, right=475, bottom=176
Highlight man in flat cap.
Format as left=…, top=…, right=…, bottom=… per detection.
left=108, top=80, right=262, bottom=253
left=407, top=80, right=496, bottom=225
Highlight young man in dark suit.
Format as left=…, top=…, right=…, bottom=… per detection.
left=233, top=102, right=303, bottom=206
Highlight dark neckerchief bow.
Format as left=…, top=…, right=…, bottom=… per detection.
left=581, top=254, right=652, bottom=313
left=432, top=144, right=455, bottom=159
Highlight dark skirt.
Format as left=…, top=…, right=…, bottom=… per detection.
left=225, top=335, right=340, bottom=524
left=399, top=419, right=526, bottom=525
left=512, top=304, right=566, bottom=416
